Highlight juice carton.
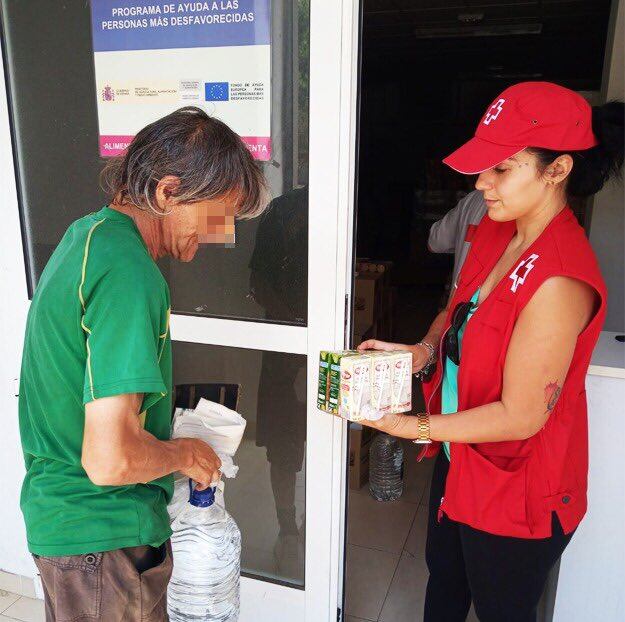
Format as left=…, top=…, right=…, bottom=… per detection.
left=328, top=351, right=359, bottom=415
left=389, top=351, right=412, bottom=413
left=317, top=351, right=331, bottom=411
left=339, top=354, right=372, bottom=421
left=318, top=349, right=412, bottom=420
left=369, top=351, right=393, bottom=414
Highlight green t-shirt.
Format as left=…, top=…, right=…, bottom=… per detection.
left=19, top=206, right=173, bottom=556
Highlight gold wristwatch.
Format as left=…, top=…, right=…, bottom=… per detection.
left=413, top=412, right=432, bottom=444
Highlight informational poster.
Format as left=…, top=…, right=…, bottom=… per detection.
left=90, top=1, right=271, bottom=160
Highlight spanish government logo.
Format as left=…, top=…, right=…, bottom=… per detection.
left=102, top=86, right=115, bottom=102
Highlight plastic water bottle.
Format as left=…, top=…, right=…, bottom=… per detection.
left=369, top=433, right=404, bottom=501
left=168, top=480, right=241, bottom=621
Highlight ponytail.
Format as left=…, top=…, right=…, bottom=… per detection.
left=529, top=100, right=624, bottom=198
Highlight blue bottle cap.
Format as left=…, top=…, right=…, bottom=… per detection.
left=188, top=479, right=216, bottom=507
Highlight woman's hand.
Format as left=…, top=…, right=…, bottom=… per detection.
left=359, top=411, right=408, bottom=436
left=357, top=340, right=433, bottom=374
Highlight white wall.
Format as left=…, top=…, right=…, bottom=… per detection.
left=553, top=372, right=625, bottom=621
left=589, top=0, right=625, bottom=332
left=0, top=53, right=36, bottom=577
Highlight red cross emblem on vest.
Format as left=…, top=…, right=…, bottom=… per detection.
left=510, top=253, right=539, bottom=293
left=484, top=98, right=506, bottom=125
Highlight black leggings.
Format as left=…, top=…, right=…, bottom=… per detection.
left=424, top=451, right=573, bottom=622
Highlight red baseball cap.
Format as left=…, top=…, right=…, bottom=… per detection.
left=443, top=82, right=598, bottom=175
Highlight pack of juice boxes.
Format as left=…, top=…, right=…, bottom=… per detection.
left=317, top=350, right=412, bottom=421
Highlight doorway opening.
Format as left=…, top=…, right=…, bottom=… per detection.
left=344, top=1, right=614, bottom=620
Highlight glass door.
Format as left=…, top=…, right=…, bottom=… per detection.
left=0, top=0, right=360, bottom=619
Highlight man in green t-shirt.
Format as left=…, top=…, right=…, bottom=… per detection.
left=18, top=107, right=267, bottom=621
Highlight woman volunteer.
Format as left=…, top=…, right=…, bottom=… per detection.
left=359, top=82, right=624, bottom=622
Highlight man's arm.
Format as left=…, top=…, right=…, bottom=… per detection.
left=428, top=200, right=466, bottom=254
left=358, top=304, right=449, bottom=373
left=82, top=393, right=221, bottom=490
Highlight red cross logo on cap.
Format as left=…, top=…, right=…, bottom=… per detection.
left=483, top=98, right=506, bottom=125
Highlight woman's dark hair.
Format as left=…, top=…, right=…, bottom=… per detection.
left=527, top=101, right=624, bottom=198
left=101, top=106, right=268, bottom=218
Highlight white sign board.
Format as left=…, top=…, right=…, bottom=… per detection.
left=90, top=1, right=271, bottom=160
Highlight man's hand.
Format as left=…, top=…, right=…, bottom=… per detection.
left=177, top=439, right=222, bottom=491
left=357, top=340, right=432, bottom=374
left=82, top=393, right=221, bottom=488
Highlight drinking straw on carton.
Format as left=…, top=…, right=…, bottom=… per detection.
left=375, top=360, right=391, bottom=411
left=392, top=362, right=408, bottom=411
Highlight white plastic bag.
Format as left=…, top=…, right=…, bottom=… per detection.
left=171, top=398, right=247, bottom=479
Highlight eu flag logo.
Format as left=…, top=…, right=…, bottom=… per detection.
left=205, top=82, right=229, bottom=101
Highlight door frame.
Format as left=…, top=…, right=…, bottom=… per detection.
left=0, top=0, right=361, bottom=620
left=306, top=0, right=361, bottom=618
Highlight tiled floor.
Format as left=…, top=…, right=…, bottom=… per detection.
left=344, top=440, right=478, bottom=622
left=0, top=592, right=44, bottom=622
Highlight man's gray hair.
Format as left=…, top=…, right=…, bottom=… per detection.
left=101, top=106, right=269, bottom=218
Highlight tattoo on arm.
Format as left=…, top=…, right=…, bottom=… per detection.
left=544, top=381, right=562, bottom=412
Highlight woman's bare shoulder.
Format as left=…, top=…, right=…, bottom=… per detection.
left=523, top=275, right=598, bottom=334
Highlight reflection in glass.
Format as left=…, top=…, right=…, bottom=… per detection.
left=4, top=0, right=310, bottom=326
left=249, top=187, right=308, bottom=324
left=172, top=342, right=306, bottom=587
left=158, top=0, right=310, bottom=323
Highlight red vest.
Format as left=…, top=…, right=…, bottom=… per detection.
left=421, top=208, right=606, bottom=538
